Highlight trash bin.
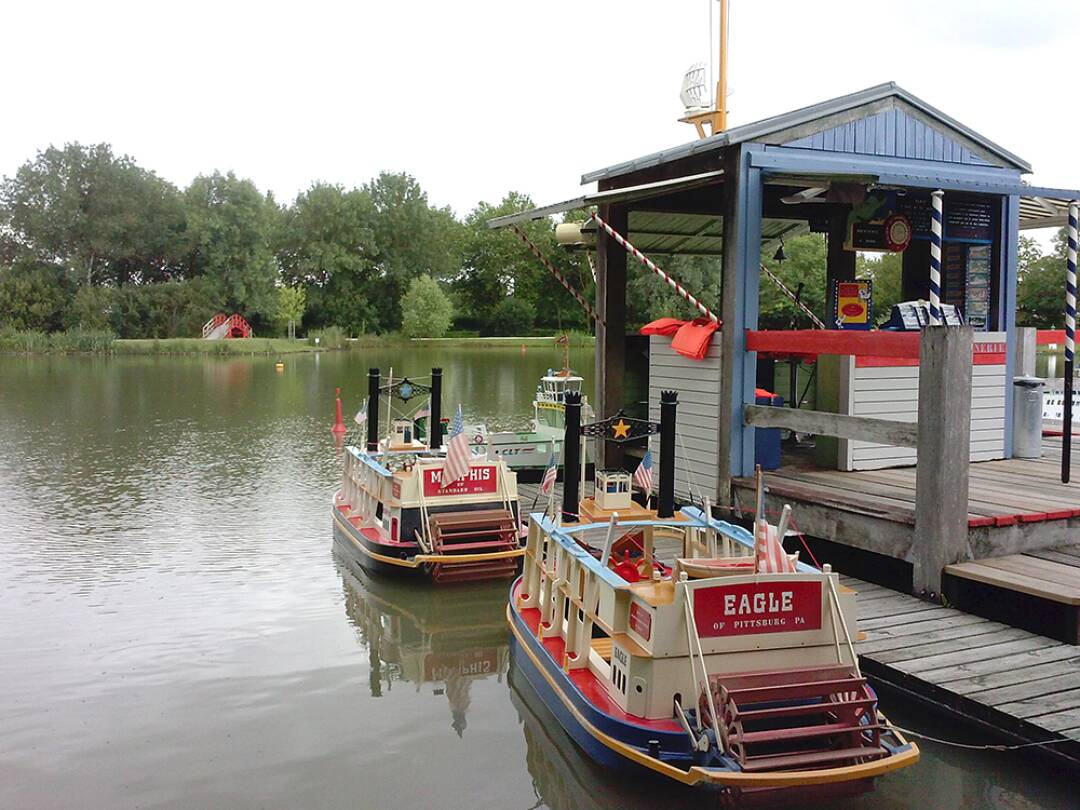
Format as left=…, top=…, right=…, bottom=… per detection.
left=1012, top=376, right=1045, bottom=459
left=754, top=388, right=784, bottom=470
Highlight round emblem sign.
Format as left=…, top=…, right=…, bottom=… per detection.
left=884, top=214, right=912, bottom=252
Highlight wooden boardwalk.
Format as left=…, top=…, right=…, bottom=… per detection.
left=515, top=482, right=1080, bottom=768
left=848, top=572, right=1080, bottom=767
left=732, top=436, right=1080, bottom=560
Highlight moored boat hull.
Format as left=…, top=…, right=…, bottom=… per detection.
left=507, top=576, right=918, bottom=796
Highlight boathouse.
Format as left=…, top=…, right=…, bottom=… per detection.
left=491, top=83, right=1080, bottom=603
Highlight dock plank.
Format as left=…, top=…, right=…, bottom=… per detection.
left=963, top=672, right=1080, bottom=707
left=947, top=655, right=1080, bottom=696
left=860, top=622, right=1017, bottom=655
left=891, top=637, right=1064, bottom=675
left=996, top=687, right=1080, bottom=720
left=919, top=644, right=1080, bottom=684
left=871, top=628, right=1032, bottom=664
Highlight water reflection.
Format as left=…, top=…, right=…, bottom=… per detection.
left=335, top=549, right=509, bottom=738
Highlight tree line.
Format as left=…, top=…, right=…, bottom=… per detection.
left=0, top=142, right=1070, bottom=339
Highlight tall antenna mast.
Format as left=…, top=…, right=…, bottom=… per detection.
left=713, top=0, right=728, bottom=133
left=679, top=0, right=730, bottom=139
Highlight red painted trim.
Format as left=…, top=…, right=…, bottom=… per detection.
left=856, top=357, right=921, bottom=368
left=746, top=330, right=921, bottom=359
left=1037, top=329, right=1066, bottom=345
left=993, top=515, right=1019, bottom=527
left=967, top=516, right=995, bottom=528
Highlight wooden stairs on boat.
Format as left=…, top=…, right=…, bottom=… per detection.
left=427, top=509, right=519, bottom=584
left=701, top=665, right=888, bottom=772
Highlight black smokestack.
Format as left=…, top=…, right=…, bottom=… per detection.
left=562, top=391, right=582, bottom=522
left=658, top=390, right=678, bottom=518
left=430, top=368, right=443, bottom=450
left=367, top=368, right=380, bottom=451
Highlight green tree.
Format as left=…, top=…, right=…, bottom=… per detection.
left=858, top=251, right=903, bottom=325
left=277, top=183, right=379, bottom=334
left=1016, top=231, right=1069, bottom=328
left=365, top=172, right=464, bottom=330
left=182, top=171, right=280, bottom=321
left=277, top=285, right=306, bottom=339
left=0, top=143, right=186, bottom=287
left=400, top=275, right=453, bottom=338
left=0, top=261, right=73, bottom=331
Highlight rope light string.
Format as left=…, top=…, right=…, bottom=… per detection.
left=589, top=212, right=720, bottom=324
left=889, top=725, right=1073, bottom=752
left=509, top=224, right=602, bottom=324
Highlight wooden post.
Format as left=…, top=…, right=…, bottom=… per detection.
left=912, top=326, right=973, bottom=596
left=595, top=203, right=627, bottom=470
left=1014, top=327, right=1037, bottom=379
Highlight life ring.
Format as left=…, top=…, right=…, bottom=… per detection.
left=472, top=433, right=485, bottom=444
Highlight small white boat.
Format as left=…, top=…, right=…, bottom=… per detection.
left=1043, top=382, right=1080, bottom=432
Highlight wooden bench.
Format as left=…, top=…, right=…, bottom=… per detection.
left=944, top=547, right=1080, bottom=644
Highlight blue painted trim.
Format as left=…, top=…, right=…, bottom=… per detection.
left=751, top=146, right=1025, bottom=194
left=1001, top=195, right=1020, bottom=457
left=739, top=155, right=764, bottom=477
left=350, top=446, right=394, bottom=478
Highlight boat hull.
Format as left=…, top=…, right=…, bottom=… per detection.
left=507, top=577, right=918, bottom=793
left=332, top=502, right=524, bottom=583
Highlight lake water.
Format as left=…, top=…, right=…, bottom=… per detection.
left=0, top=348, right=1074, bottom=809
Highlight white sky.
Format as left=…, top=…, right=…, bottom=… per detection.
left=3, top=0, right=1078, bottom=228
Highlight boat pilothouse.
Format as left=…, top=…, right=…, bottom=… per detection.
left=333, top=367, right=526, bottom=584
left=507, top=390, right=918, bottom=797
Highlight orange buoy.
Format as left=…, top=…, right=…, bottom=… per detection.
left=331, top=387, right=347, bottom=435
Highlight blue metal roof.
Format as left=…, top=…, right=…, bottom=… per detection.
left=582, top=83, right=1031, bottom=185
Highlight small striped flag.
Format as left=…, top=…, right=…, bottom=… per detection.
left=633, top=449, right=653, bottom=492
left=353, top=398, right=368, bottom=428
left=755, top=521, right=796, bottom=574
left=441, top=405, right=470, bottom=489
left=539, top=451, right=558, bottom=495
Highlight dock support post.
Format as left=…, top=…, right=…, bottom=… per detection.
left=429, top=367, right=443, bottom=450
left=562, top=391, right=582, bottom=522
left=658, top=391, right=678, bottom=518
left=366, top=368, right=380, bottom=451
left=913, top=326, right=973, bottom=596
left=595, top=203, right=627, bottom=470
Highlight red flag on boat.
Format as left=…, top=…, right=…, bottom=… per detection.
left=539, top=451, right=558, bottom=495
left=755, top=520, right=795, bottom=574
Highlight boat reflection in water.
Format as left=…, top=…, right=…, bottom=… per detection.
left=335, top=549, right=509, bottom=737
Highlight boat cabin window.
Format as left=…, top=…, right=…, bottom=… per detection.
left=392, top=419, right=413, bottom=445
left=594, top=469, right=633, bottom=510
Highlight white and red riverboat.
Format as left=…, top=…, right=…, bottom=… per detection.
left=507, top=391, right=918, bottom=800
left=332, top=368, right=526, bottom=584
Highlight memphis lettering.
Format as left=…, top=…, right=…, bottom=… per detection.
left=427, top=467, right=493, bottom=485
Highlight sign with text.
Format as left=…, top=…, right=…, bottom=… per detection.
left=629, top=601, right=652, bottom=641
left=423, top=647, right=500, bottom=681
left=693, top=580, right=823, bottom=638
left=422, top=465, right=498, bottom=497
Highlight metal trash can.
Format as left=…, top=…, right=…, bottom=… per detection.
left=1012, top=376, right=1045, bottom=459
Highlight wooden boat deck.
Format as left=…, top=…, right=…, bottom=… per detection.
left=731, top=436, right=1080, bottom=560
left=848, top=572, right=1080, bottom=767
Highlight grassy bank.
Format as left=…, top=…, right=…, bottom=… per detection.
left=1, top=328, right=593, bottom=355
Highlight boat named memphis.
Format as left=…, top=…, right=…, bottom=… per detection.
left=333, top=367, right=526, bottom=584
left=507, top=390, right=918, bottom=798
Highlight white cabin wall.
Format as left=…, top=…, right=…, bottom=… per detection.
left=647, top=336, right=722, bottom=504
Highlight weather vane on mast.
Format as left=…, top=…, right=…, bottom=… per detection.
left=679, top=0, right=729, bottom=139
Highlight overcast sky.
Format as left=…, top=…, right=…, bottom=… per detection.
left=3, top=0, right=1078, bottom=221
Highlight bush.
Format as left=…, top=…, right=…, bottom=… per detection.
left=307, top=326, right=347, bottom=349
left=487, top=296, right=535, bottom=336
left=0, top=263, right=73, bottom=332
left=0, top=328, right=114, bottom=353
left=401, top=275, right=454, bottom=338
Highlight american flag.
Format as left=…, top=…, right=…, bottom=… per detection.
left=755, top=521, right=796, bottom=574
left=414, top=400, right=431, bottom=421
left=441, top=404, right=470, bottom=489
left=633, top=449, right=653, bottom=492
left=539, top=451, right=558, bottom=495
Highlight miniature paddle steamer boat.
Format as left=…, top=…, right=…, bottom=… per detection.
left=507, top=391, right=918, bottom=798
left=333, top=368, right=526, bottom=584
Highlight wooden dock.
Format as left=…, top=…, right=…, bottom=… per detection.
left=732, top=436, right=1080, bottom=561
left=848, top=571, right=1080, bottom=768
left=515, top=480, right=1080, bottom=768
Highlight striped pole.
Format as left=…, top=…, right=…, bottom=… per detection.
left=509, top=225, right=602, bottom=325
left=1063, top=201, right=1077, bottom=483
left=590, top=212, right=720, bottom=324
left=929, top=189, right=944, bottom=325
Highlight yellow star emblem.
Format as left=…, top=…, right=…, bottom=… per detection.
left=611, top=419, right=631, bottom=439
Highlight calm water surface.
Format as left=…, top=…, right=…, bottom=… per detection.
left=0, top=348, right=1073, bottom=809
